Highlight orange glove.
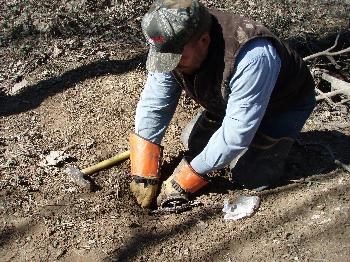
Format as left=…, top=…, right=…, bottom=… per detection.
left=157, top=158, right=209, bottom=207
left=129, top=133, right=162, bottom=208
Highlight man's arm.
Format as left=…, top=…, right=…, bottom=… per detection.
left=130, top=71, right=181, bottom=208
left=190, top=38, right=281, bottom=174
left=135, top=72, right=182, bottom=143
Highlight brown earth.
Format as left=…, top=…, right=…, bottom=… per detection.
left=1, top=1, right=350, bottom=261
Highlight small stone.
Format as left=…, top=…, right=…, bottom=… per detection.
left=196, top=220, right=208, bottom=229
left=43, top=151, right=72, bottom=166
left=128, top=222, right=140, bottom=228
left=11, top=79, right=28, bottom=94
left=53, top=45, right=63, bottom=58
left=52, top=240, right=59, bottom=248
left=56, top=249, right=67, bottom=259
left=83, top=139, right=95, bottom=149
left=285, top=232, right=292, bottom=239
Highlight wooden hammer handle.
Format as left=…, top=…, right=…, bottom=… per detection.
left=81, top=150, right=130, bottom=175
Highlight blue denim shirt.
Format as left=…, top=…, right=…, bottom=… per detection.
left=135, top=38, right=281, bottom=174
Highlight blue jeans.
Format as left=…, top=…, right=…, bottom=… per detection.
left=258, top=92, right=316, bottom=139
left=230, top=92, right=316, bottom=189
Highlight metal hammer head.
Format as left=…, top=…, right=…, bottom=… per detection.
left=64, top=166, right=92, bottom=190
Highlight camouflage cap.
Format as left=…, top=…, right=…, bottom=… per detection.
left=142, top=0, right=210, bottom=72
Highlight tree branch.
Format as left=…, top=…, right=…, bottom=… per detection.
left=312, top=68, right=350, bottom=105
left=315, top=88, right=350, bottom=101
left=313, top=69, right=350, bottom=93
left=315, top=87, right=337, bottom=106
left=304, top=33, right=350, bottom=61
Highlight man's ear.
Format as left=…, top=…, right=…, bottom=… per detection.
left=199, top=32, right=211, bottom=48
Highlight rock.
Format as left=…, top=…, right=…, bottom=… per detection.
left=11, top=79, right=29, bottom=94
left=42, top=151, right=72, bottom=166
left=53, top=45, right=63, bottom=58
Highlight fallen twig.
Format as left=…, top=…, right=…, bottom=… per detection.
left=312, top=68, right=350, bottom=104
left=316, top=88, right=350, bottom=101
left=315, top=70, right=350, bottom=93
left=304, top=33, right=350, bottom=61
left=315, top=87, right=338, bottom=106
left=339, top=98, right=350, bottom=104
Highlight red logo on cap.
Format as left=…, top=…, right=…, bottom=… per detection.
left=151, top=36, right=165, bottom=44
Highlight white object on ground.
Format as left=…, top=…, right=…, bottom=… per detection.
left=222, top=195, right=261, bottom=220
left=11, top=79, right=28, bottom=94
left=43, top=151, right=71, bottom=166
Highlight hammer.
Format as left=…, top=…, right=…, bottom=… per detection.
left=64, top=150, right=130, bottom=190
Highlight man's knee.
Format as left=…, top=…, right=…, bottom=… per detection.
left=230, top=133, right=294, bottom=190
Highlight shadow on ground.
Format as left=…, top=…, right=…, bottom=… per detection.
left=109, top=128, right=350, bottom=260
left=0, top=53, right=146, bottom=117
left=105, top=181, right=350, bottom=261
left=285, top=130, right=350, bottom=179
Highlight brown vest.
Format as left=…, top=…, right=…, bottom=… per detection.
left=172, top=9, right=315, bottom=120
